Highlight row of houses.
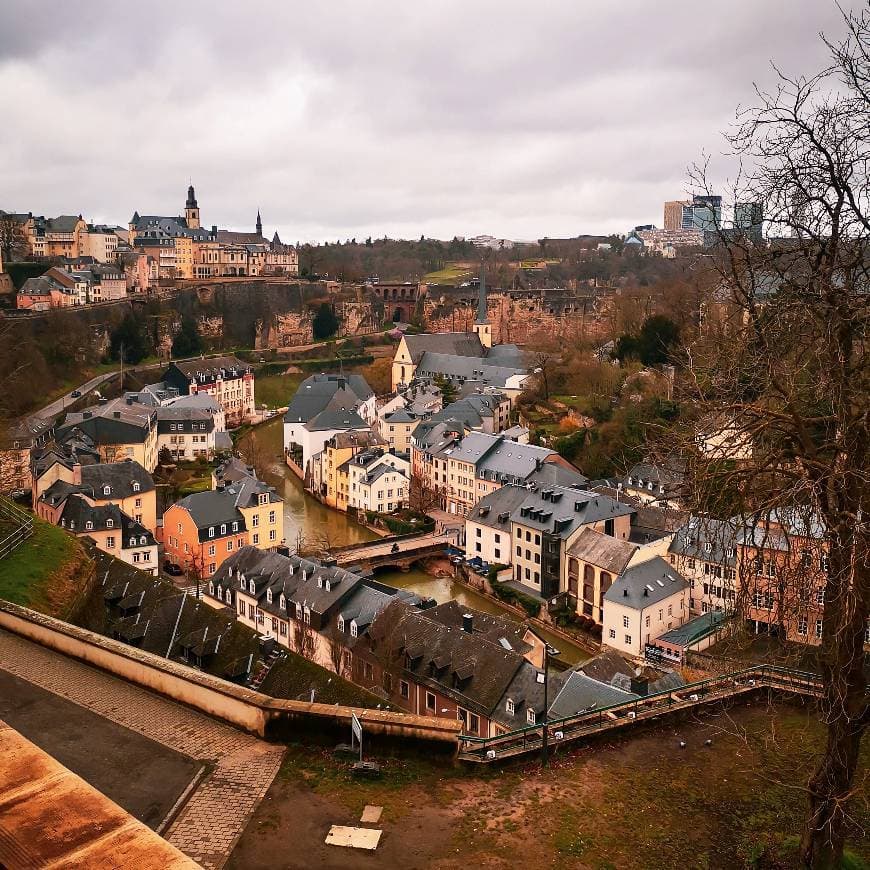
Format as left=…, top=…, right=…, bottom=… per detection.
left=203, top=545, right=685, bottom=738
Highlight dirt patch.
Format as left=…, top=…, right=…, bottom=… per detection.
left=229, top=703, right=869, bottom=870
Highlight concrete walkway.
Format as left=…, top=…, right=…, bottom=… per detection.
left=0, top=629, right=284, bottom=869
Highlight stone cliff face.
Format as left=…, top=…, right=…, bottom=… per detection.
left=423, top=290, right=610, bottom=344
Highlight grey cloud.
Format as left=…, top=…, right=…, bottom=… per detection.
left=0, top=0, right=855, bottom=241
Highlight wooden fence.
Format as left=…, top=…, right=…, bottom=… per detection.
left=0, top=496, right=34, bottom=561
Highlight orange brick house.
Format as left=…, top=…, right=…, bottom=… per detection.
left=163, top=490, right=248, bottom=578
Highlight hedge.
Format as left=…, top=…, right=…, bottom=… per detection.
left=491, top=580, right=541, bottom=618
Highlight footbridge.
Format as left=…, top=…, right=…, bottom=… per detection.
left=329, top=531, right=450, bottom=572
left=459, top=665, right=824, bottom=763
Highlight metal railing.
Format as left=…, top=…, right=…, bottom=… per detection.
left=458, top=664, right=823, bottom=762
left=0, top=496, right=34, bottom=561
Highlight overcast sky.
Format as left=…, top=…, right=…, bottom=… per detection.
left=0, top=1, right=853, bottom=243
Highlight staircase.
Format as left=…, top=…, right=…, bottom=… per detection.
left=248, top=647, right=284, bottom=690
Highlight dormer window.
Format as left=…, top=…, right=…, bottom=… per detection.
left=325, top=580, right=331, bottom=592
left=129, top=537, right=136, bottom=546
left=266, top=589, right=273, bottom=604
left=85, top=520, right=93, bottom=530
left=338, top=616, right=345, bottom=633
left=350, top=621, right=358, bottom=638
left=132, top=482, right=140, bottom=492
left=209, top=527, right=215, bottom=538
left=140, top=536, right=146, bottom=545
left=220, top=524, right=226, bottom=535
left=526, top=709, right=536, bottom=725
left=318, top=576, right=323, bottom=589
left=231, top=521, right=238, bottom=532
left=505, top=698, right=515, bottom=715
left=208, top=581, right=215, bottom=595
left=103, top=485, right=111, bottom=495
left=704, top=542, right=712, bottom=553
left=279, top=594, right=286, bottom=609
left=627, top=477, right=633, bottom=486
left=106, top=519, right=113, bottom=528
left=258, top=493, right=268, bottom=505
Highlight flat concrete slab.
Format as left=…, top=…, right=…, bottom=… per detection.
left=0, top=667, right=201, bottom=830
left=360, top=804, right=383, bottom=824
left=326, top=825, right=382, bottom=850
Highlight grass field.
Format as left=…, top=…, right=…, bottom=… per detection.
left=0, top=513, right=89, bottom=617
left=423, top=263, right=475, bottom=285
left=255, top=371, right=305, bottom=409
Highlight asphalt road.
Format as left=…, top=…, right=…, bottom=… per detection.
left=0, top=667, right=202, bottom=830
left=35, top=371, right=118, bottom=420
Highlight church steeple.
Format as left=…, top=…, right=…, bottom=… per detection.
left=473, top=260, right=492, bottom=348
left=256, top=209, right=263, bottom=237
left=185, top=184, right=200, bottom=229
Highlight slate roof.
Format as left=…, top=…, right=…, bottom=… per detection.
left=306, top=408, right=368, bottom=432
left=369, top=600, right=528, bottom=718
left=383, top=409, right=417, bottom=423
left=423, top=600, right=532, bottom=655
left=79, top=461, right=155, bottom=499
left=547, top=671, right=639, bottom=719
left=215, top=230, right=268, bottom=245
left=668, top=517, right=739, bottom=566
left=174, top=491, right=246, bottom=541
left=58, top=400, right=155, bottom=446
left=603, top=556, right=689, bottom=609
left=170, top=356, right=251, bottom=382
left=283, top=374, right=373, bottom=424
left=59, top=495, right=155, bottom=548
left=513, top=486, right=635, bottom=540
left=213, top=456, right=256, bottom=485
left=468, top=485, right=532, bottom=532
left=402, top=333, right=484, bottom=363
left=493, top=660, right=562, bottom=728
left=155, top=405, right=216, bottom=432
left=415, top=352, right=528, bottom=389
left=567, top=528, right=637, bottom=574
left=225, top=475, right=281, bottom=510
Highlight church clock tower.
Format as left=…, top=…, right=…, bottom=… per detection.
left=473, top=261, right=492, bottom=348
left=185, top=185, right=200, bottom=229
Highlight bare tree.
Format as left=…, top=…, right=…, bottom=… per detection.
left=677, top=12, right=870, bottom=866
left=0, top=216, right=28, bottom=263
left=327, top=621, right=347, bottom=676
left=408, top=476, right=443, bottom=515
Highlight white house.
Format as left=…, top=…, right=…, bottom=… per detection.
left=602, top=556, right=690, bottom=658
left=346, top=450, right=410, bottom=515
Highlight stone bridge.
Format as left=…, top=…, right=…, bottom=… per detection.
left=330, top=531, right=450, bottom=572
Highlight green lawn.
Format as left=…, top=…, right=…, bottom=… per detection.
left=0, top=514, right=87, bottom=616
left=255, top=372, right=305, bottom=409
left=423, top=263, right=474, bottom=285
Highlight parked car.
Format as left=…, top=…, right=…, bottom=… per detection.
left=70, top=390, right=82, bottom=398
left=163, top=561, right=184, bottom=576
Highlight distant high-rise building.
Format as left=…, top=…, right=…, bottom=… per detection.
left=663, top=200, right=687, bottom=231
left=683, top=195, right=722, bottom=231
left=664, top=196, right=722, bottom=232
left=734, top=202, right=764, bottom=242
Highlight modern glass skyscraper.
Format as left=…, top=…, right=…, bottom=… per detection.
left=734, top=202, right=764, bottom=241
left=681, top=195, right=722, bottom=231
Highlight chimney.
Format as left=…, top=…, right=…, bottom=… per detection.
left=630, top=674, right=649, bottom=695
left=462, top=613, right=473, bottom=633
left=83, top=411, right=92, bottom=419
left=113, top=411, right=121, bottom=418
left=211, top=224, right=218, bottom=238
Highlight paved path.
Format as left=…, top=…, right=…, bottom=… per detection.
left=35, top=371, right=118, bottom=419
left=0, top=629, right=284, bottom=869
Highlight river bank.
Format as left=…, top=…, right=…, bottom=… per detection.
left=243, top=417, right=592, bottom=665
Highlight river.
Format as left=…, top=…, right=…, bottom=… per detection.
left=251, top=417, right=589, bottom=665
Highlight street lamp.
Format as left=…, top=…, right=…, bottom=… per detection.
left=540, top=643, right=560, bottom=768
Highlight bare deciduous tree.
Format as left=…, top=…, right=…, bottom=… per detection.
left=677, top=11, right=870, bottom=866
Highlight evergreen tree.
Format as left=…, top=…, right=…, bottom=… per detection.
left=109, top=312, right=151, bottom=364
left=172, top=314, right=203, bottom=358
left=312, top=302, right=339, bottom=340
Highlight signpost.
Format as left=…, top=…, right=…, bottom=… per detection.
left=351, top=712, right=363, bottom=762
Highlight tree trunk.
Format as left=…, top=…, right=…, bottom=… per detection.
left=800, top=528, right=868, bottom=868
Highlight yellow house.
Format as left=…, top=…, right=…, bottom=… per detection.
left=225, top=475, right=285, bottom=551
left=377, top=409, right=419, bottom=453
left=319, top=430, right=386, bottom=511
